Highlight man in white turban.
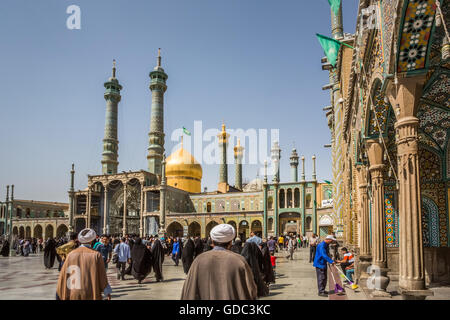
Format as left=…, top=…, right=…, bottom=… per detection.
left=56, top=228, right=112, bottom=300
left=181, top=224, right=257, bottom=300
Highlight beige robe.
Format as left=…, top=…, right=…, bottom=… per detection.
left=181, top=249, right=257, bottom=300
left=56, top=246, right=108, bottom=300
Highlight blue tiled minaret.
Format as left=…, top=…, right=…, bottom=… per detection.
left=147, top=49, right=168, bottom=176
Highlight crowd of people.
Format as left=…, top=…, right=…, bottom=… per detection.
left=0, top=226, right=354, bottom=300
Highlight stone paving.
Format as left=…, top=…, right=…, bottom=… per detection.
left=6, top=247, right=447, bottom=300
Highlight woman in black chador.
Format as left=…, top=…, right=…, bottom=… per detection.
left=193, top=237, right=203, bottom=257
left=151, top=239, right=165, bottom=282
left=260, top=242, right=275, bottom=284
left=131, top=238, right=153, bottom=284
left=43, top=238, right=57, bottom=269
left=241, top=242, right=268, bottom=297
left=181, top=238, right=195, bottom=274
left=0, top=239, right=10, bottom=257
left=230, top=238, right=243, bottom=254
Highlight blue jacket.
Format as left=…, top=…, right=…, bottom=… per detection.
left=313, top=241, right=334, bottom=269
left=172, top=242, right=180, bottom=255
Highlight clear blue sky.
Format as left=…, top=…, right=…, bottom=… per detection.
left=0, top=0, right=358, bottom=202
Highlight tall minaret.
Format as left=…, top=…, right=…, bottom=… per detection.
left=217, top=123, right=230, bottom=193
left=101, top=60, right=122, bottom=175
left=290, top=148, right=299, bottom=182
left=147, top=49, right=168, bottom=176
left=271, top=141, right=281, bottom=183
left=234, top=138, right=244, bottom=190
left=331, top=0, right=344, bottom=39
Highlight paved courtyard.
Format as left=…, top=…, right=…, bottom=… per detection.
left=2, top=247, right=446, bottom=300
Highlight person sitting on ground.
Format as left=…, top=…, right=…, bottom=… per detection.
left=336, top=247, right=354, bottom=274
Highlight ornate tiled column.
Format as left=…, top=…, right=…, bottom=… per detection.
left=122, top=183, right=127, bottom=237
left=87, top=188, right=91, bottom=230
left=102, top=186, right=108, bottom=235
left=388, top=77, right=432, bottom=299
left=158, top=156, right=167, bottom=237
left=356, top=164, right=371, bottom=280
left=366, top=139, right=390, bottom=297
left=139, top=181, right=144, bottom=237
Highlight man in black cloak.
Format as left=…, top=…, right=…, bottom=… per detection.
left=231, top=238, right=243, bottom=254
left=131, top=238, right=153, bottom=284
left=260, top=242, right=275, bottom=284
left=181, top=238, right=195, bottom=274
left=0, top=239, right=10, bottom=257
left=193, top=237, right=203, bottom=257
left=43, top=238, right=57, bottom=269
left=151, top=238, right=165, bottom=282
left=241, top=242, right=269, bottom=297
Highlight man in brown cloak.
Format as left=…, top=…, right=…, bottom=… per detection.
left=56, top=228, right=111, bottom=300
left=180, top=224, right=257, bottom=300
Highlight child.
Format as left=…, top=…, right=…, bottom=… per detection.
left=270, top=251, right=277, bottom=277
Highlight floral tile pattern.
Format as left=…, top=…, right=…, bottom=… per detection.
left=398, top=0, right=437, bottom=72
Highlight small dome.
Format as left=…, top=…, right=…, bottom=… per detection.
left=243, top=178, right=263, bottom=192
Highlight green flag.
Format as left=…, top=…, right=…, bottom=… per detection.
left=324, top=180, right=332, bottom=184
left=328, top=0, right=341, bottom=16
left=182, top=127, right=191, bottom=136
left=316, top=33, right=341, bottom=67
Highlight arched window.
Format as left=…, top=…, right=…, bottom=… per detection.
left=287, top=189, right=292, bottom=208
left=268, top=197, right=273, bottom=210
left=306, top=194, right=312, bottom=208
left=294, top=188, right=300, bottom=207
left=207, top=202, right=212, bottom=213
left=279, top=189, right=285, bottom=209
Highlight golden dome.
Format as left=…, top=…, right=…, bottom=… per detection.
left=165, top=146, right=202, bottom=193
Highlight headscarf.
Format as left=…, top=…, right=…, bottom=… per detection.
left=241, top=242, right=268, bottom=297
left=181, top=239, right=195, bottom=274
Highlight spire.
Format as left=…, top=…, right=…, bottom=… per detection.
left=112, top=59, right=116, bottom=78
left=157, top=48, right=161, bottom=67
left=312, top=155, right=317, bottom=181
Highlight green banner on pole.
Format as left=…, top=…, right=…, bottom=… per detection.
left=182, top=127, right=191, bottom=136
left=316, top=33, right=341, bottom=67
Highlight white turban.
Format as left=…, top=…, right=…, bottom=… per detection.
left=210, top=224, right=235, bottom=243
left=78, top=228, right=97, bottom=244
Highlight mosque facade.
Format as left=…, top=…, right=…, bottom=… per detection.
left=321, top=0, right=450, bottom=297
left=65, top=50, right=333, bottom=241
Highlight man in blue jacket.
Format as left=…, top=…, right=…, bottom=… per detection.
left=313, top=235, right=336, bottom=297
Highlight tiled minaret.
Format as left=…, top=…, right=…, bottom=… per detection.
left=218, top=123, right=230, bottom=193
left=147, top=49, right=168, bottom=176
left=101, top=60, right=122, bottom=175
left=234, top=138, right=244, bottom=190
left=290, top=148, right=299, bottom=182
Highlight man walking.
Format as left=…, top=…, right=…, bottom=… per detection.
left=313, top=235, right=336, bottom=297
left=114, top=237, right=131, bottom=280
left=285, top=236, right=295, bottom=260
left=246, top=231, right=262, bottom=246
left=181, top=224, right=257, bottom=300
left=309, top=233, right=318, bottom=263
left=172, top=237, right=181, bottom=266
left=96, top=235, right=112, bottom=270
left=56, top=228, right=112, bottom=300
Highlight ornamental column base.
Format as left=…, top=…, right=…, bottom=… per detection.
left=357, top=254, right=372, bottom=281
left=368, top=268, right=391, bottom=298
left=398, top=288, right=433, bottom=300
